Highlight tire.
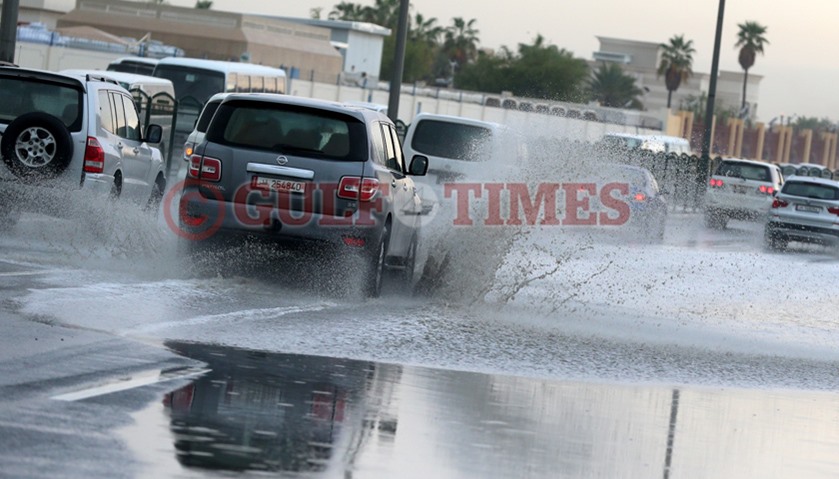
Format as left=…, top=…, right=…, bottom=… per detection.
left=704, top=209, right=727, bottom=230
left=764, top=227, right=786, bottom=251
left=0, top=112, right=74, bottom=181
left=364, top=224, right=389, bottom=298
left=146, top=176, right=165, bottom=213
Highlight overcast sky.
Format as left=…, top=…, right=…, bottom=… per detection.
left=164, top=0, right=836, bottom=123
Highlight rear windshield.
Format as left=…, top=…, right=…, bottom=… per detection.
left=206, top=100, right=368, bottom=161
left=0, top=76, right=83, bottom=131
left=107, top=61, right=156, bottom=76
left=782, top=181, right=839, bottom=200
left=715, top=161, right=772, bottom=182
left=411, top=119, right=492, bottom=161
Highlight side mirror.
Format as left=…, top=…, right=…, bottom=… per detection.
left=408, top=155, right=429, bottom=176
left=145, top=124, right=163, bottom=144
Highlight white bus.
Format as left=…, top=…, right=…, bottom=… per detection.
left=152, top=57, right=287, bottom=133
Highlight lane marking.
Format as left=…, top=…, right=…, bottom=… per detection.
left=51, top=367, right=210, bottom=402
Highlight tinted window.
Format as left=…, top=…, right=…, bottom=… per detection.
left=715, top=161, right=772, bottom=182
left=207, top=100, right=367, bottom=161
left=782, top=181, right=839, bottom=200
left=110, top=92, right=127, bottom=138
left=108, top=61, right=156, bottom=76
left=410, top=119, right=493, bottom=161
left=195, top=101, right=222, bottom=134
left=119, top=94, right=142, bottom=141
left=0, top=76, right=83, bottom=131
left=152, top=65, right=225, bottom=104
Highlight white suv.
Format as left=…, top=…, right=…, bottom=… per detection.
left=0, top=66, right=167, bottom=225
left=704, top=158, right=783, bottom=229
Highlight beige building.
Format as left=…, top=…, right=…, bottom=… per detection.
left=593, top=37, right=762, bottom=119
left=55, top=0, right=343, bottom=80
left=0, top=0, right=75, bottom=28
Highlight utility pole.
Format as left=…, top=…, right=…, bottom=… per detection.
left=0, top=0, right=21, bottom=64
left=386, top=0, right=410, bottom=124
left=701, top=0, right=726, bottom=161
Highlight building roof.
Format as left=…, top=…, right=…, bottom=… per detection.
left=271, top=17, right=391, bottom=37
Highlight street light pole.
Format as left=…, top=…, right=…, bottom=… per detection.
left=701, top=0, right=726, bottom=161
left=386, top=0, right=410, bottom=123
left=0, top=0, right=21, bottom=64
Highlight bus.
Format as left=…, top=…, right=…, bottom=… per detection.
left=151, top=57, right=287, bottom=134
left=107, top=57, right=160, bottom=76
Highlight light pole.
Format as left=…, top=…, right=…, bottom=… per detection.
left=701, top=0, right=726, bottom=161
left=0, top=0, right=21, bottom=64
left=386, top=0, right=410, bottom=123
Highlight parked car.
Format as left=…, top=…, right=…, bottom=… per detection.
left=704, top=158, right=783, bottom=229
left=0, top=66, right=167, bottom=225
left=179, top=94, right=428, bottom=296
left=765, top=176, right=839, bottom=250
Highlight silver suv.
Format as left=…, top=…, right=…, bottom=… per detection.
left=765, top=176, right=839, bottom=250
left=704, top=158, right=783, bottom=229
left=0, top=66, right=167, bottom=224
left=179, top=94, right=429, bottom=296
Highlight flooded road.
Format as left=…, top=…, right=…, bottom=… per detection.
left=2, top=204, right=839, bottom=477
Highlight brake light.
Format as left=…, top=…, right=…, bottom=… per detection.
left=709, top=178, right=724, bottom=188
left=187, top=155, right=221, bottom=182
left=758, top=185, right=775, bottom=195
left=83, top=137, right=104, bottom=173
left=828, top=207, right=839, bottom=216
left=771, top=198, right=789, bottom=209
left=633, top=192, right=646, bottom=202
left=337, top=177, right=379, bottom=202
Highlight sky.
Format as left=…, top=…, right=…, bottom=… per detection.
left=161, top=0, right=838, bottom=123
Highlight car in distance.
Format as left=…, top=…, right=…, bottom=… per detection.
left=181, top=92, right=232, bottom=164
left=179, top=94, right=429, bottom=297
left=765, top=176, right=839, bottom=250
left=0, top=66, right=167, bottom=224
left=704, top=158, right=783, bottom=229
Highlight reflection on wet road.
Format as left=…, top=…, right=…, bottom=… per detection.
left=120, top=342, right=839, bottom=479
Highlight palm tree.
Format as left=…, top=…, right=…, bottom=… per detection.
left=444, top=17, right=480, bottom=67
left=195, top=0, right=212, bottom=8
left=411, top=13, right=443, bottom=45
left=589, top=62, right=644, bottom=109
left=657, top=34, right=695, bottom=109
left=735, top=21, right=769, bottom=111
left=328, top=2, right=367, bottom=21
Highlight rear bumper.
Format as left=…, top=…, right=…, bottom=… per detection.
left=705, top=192, right=773, bottom=220
left=766, top=220, right=839, bottom=245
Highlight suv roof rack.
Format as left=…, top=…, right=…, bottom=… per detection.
left=85, top=73, right=119, bottom=86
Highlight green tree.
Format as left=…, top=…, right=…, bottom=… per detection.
left=310, top=7, right=322, bottom=19
left=328, top=2, right=368, bottom=21
left=588, top=62, right=644, bottom=109
left=195, top=0, right=212, bottom=8
left=657, top=34, right=695, bottom=109
left=444, top=17, right=480, bottom=67
left=735, top=21, right=769, bottom=111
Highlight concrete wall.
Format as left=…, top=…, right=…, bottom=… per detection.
left=14, top=41, right=123, bottom=70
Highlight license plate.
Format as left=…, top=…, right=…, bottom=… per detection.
left=732, top=185, right=747, bottom=194
left=795, top=204, right=821, bottom=213
left=254, top=176, right=306, bottom=193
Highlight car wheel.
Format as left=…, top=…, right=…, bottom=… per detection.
left=704, top=209, right=726, bottom=229
left=146, top=176, right=165, bottom=213
left=764, top=227, right=786, bottom=251
left=364, top=224, right=389, bottom=298
left=398, top=235, right=418, bottom=292
left=0, top=112, right=74, bottom=182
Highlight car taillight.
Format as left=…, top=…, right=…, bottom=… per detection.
left=758, top=185, right=775, bottom=195
left=337, top=177, right=379, bottom=202
left=187, top=155, right=221, bottom=182
left=709, top=178, right=724, bottom=188
left=828, top=207, right=839, bottom=216
left=83, top=137, right=105, bottom=174
left=633, top=192, right=646, bottom=202
left=771, top=198, right=789, bottom=209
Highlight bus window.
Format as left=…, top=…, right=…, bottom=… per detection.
left=237, top=74, right=250, bottom=93
left=251, top=76, right=264, bottom=93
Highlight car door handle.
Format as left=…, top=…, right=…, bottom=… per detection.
left=391, top=180, right=398, bottom=189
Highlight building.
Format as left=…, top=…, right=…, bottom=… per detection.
left=0, top=0, right=75, bottom=28
left=56, top=0, right=344, bottom=81
left=271, top=17, right=390, bottom=83
left=592, top=36, right=762, bottom=119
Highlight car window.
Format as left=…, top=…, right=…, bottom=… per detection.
left=116, top=94, right=141, bottom=141
left=371, top=122, right=388, bottom=166
left=381, top=123, right=401, bottom=172
left=207, top=100, right=367, bottom=161
left=195, top=101, right=221, bottom=134
left=98, top=90, right=115, bottom=135
left=386, top=124, right=405, bottom=172
left=110, top=92, right=127, bottom=139
left=411, top=119, right=493, bottom=161
left=781, top=181, right=839, bottom=200
left=715, top=161, right=771, bottom=182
